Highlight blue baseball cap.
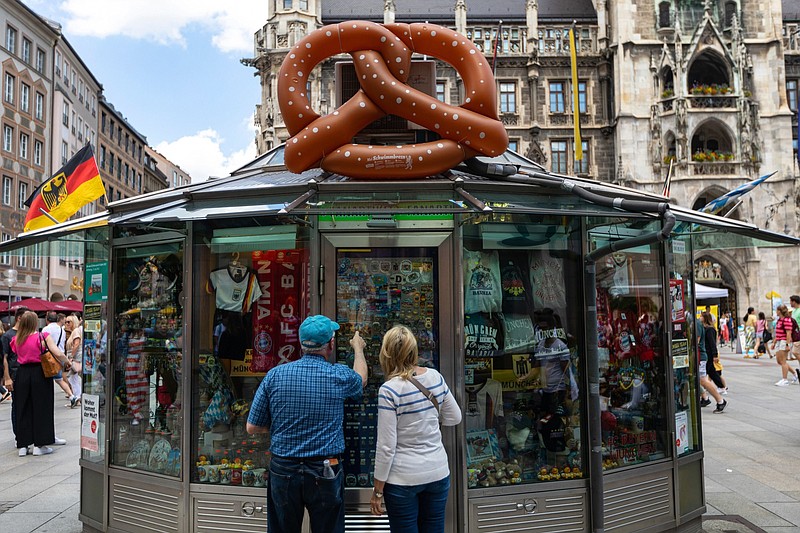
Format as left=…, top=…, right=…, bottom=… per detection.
left=299, top=315, right=340, bottom=349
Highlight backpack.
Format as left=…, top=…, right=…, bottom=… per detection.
left=791, top=318, right=800, bottom=343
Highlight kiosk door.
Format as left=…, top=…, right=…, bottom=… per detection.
left=321, top=232, right=457, bottom=528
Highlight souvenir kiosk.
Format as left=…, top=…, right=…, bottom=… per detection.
left=5, top=21, right=790, bottom=533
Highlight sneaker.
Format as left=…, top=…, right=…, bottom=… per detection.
left=18, top=446, right=28, bottom=457
left=713, top=400, right=728, bottom=414
left=53, top=436, right=67, bottom=445
left=32, top=446, right=53, bottom=456
left=700, top=398, right=712, bottom=407
left=717, top=388, right=728, bottom=395
left=69, top=396, right=78, bottom=408
left=775, top=379, right=790, bottom=387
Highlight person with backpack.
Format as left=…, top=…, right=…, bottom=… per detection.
left=770, top=305, right=800, bottom=386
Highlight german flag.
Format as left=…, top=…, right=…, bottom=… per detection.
left=23, top=144, right=105, bottom=232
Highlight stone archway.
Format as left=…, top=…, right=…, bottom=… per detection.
left=694, top=249, right=750, bottom=326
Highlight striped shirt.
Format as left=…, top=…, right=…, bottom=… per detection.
left=374, top=368, right=462, bottom=486
left=247, top=353, right=363, bottom=458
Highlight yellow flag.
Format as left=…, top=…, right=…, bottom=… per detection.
left=569, top=27, right=582, bottom=161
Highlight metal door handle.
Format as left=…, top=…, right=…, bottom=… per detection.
left=242, top=502, right=265, bottom=516
left=516, top=499, right=537, bottom=514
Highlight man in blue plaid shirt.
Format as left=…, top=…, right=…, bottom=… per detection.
left=247, top=315, right=367, bottom=533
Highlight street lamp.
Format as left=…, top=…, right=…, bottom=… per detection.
left=5, top=268, right=17, bottom=322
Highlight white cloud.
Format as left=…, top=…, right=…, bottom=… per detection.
left=155, top=129, right=256, bottom=183
left=50, top=0, right=268, bottom=52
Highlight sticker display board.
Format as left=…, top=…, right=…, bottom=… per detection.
left=334, top=248, right=438, bottom=487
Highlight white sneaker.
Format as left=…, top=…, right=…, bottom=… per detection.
left=53, top=436, right=67, bottom=445
left=18, top=446, right=28, bottom=456
left=32, top=446, right=53, bottom=456
left=775, top=379, right=790, bottom=387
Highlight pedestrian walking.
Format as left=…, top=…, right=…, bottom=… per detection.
left=754, top=312, right=772, bottom=359
left=246, top=315, right=368, bottom=533
left=743, top=307, right=757, bottom=357
left=2, top=306, right=29, bottom=438
left=697, top=316, right=727, bottom=413
left=370, top=325, right=462, bottom=532
left=11, top=311, right=70, bottom=456
left=702, top=312, right=728, bottom=394
left=770, top=305, right=799, bottom=386
left=789, top=295, right=800, bottom=361
left=719, top=313, right=730, bottom=346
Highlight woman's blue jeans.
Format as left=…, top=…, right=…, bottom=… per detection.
left=267, top=456, right=344, bottom=533
left=383, top=476, right=450, bottom=533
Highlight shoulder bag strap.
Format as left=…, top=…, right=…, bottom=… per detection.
left=408, top=375, right=439, bottom=413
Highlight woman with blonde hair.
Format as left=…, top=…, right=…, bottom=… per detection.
left=65, top=315, right=84, bottom=407
left=770, top=305, right=798, bottom=386
left=370, top=325, right=461, bottom=532
left=11, top=311, right=69, bottom=456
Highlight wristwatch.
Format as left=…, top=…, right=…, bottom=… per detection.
left=373, top=490, right=383, bottom=498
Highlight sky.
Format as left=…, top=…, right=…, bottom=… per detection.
left=27, top=0, right=270, bottom=182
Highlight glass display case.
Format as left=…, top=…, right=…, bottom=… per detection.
left=669, top=235, right=701, bottom=456
left=110, top=241, right=184, bottom=476
left=461, top=215, right=585, bottom=487
left=191, top=221, right=310, bottom=486
left=591, top=218, right=669, bottom=470
left=333, top=247, right=439, bottom=488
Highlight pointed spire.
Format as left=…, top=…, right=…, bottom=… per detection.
left=384, top=0, right=396, bottom=24
left=455, top=0, right=467, bottom=35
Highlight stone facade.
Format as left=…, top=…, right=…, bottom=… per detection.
left=245, top=0, right=800, bottom=319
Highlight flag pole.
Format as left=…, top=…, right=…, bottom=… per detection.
left=38, top=208, right=59, bottom=224
left=492, top=20, right=503, bottom=74
left=569, top=21, right=582, bottom=161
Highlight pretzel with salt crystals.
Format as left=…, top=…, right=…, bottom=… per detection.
left=278, top=21, right=508, bottom=179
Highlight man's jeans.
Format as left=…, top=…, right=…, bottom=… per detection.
left=383, top=476, right=450, bottom=533
left=267, top=456, right=344, bottom=533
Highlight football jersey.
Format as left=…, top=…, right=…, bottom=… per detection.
left=207, top=265, right=262, bottom=313
left=500, top=257, right=530, bottom=315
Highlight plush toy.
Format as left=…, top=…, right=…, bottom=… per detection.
left=506, top=460, right=522, bottom=483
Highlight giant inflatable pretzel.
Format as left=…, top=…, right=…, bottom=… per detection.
left=278, top=21, right=508, bottom=179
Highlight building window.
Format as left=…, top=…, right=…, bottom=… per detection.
left=3, top=125, right=12, bottom=152
left=17, top=250, right=26, bottom=267
left=788, top=80, right=798, bottom=113
left=62, top=141, right=69, bottom=165
left=5, top=26, right=16, bottom=53
left=62, top=103, right=69, bottom=127
left=1, top=234, right=10, bottom=265
left=551, top=140, right=568, bottom=173
left=116, top=156, right=122, bottom=178
left=283, top=0, right=292, bottom=8
left=100, top=145, right=106, bottom=169
left=34, top=92, right=43, bottom=120
left=508, top=139, right=519, bottom=152
left=436, top=81, right=446, bottom=102
left=21, top=38, right=31, bottom=63
left=19, top=133, right=28, bottom=159
left=575, top=140, right=590, bottom=174
left=33, top=139, right=42, bottom=166
left=18, top=181, right=26, bottom=209
left=578, top=81, right=587, bottom=113
left=300, top=0, right=308, bottom=9
left=173, top=170, right=179, bottom=187
left=124, top=163, right=129, bottom=185
left=32, top=242, right=41, bottom=269
left=5, top=73, right=14, bottom=104
left=499, top=81, right=517, bottom=113
left=20, top=83, right=29, bottom=113
left=658, top=2, right=671, bottom=28
left=549, top=82, right=565, bottom=113
left=2, top=176, right=11, bottom=205
left=108, top=152, right=114, bottom=174
left=35, top=48, right=45, bottom=72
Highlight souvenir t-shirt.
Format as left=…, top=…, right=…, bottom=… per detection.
left=208, top=265, right=263, bottom=360
left=500, top=258, right=529, bottom=315
left=464, top=250, right=502, bottom=314
left=502, top=314, right=536, bottom=353
left=464, top=378, right=504, bottom=431
left=528, top=251, right=567, bottom=310
left=464, top=313, right=504, bottom=358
